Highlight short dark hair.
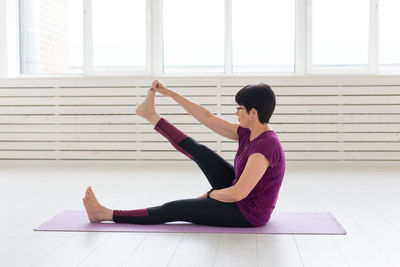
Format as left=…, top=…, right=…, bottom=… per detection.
left=235, top=83, right=276, bottom=124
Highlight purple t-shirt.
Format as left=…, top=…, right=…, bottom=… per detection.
left=232, top=126, right=285, bottom=227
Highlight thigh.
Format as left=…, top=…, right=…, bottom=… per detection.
left=179, top=137, right=235, bottom=189
left=150, top=198, right=253, bottom=227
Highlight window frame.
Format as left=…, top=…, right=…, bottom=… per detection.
left=306, top=0, right=379, bottom=75
left=83, top=0, right=152, bottom=76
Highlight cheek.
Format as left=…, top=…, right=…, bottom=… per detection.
left=239, top=114, right=249, bottom=123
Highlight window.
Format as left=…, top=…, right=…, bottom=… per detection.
left=311, top=0, right=369, bottom=69
left=232, top=0, right=295, bottom=73
left=92, top=0, right=146, bottom=70
left=19, top=0, right=83, bottom=74
left=162, top=0, right=225, bottom=73
left=69, top=0, right=84, bottom=72
left=379, top=0, right=400, bottom=71
left=10, top=0, right=400, bottom=76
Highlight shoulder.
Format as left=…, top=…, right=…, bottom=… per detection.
left=249, top=135, right=279, bottom=156
left=253, top=131, right=280, bottom=147
left=249, top=132, right=284, bottom=168
left=237, top=125, right=250, bottom=138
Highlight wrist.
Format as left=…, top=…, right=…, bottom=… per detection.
left=207, top=189, right=214, bottom=199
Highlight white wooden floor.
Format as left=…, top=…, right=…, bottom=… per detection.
left=0, top=161, right=399, bottom=267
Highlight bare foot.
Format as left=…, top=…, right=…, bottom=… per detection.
left=82, top=186, right=113, bottom=223
left=135, top=89, right=161, bottom=125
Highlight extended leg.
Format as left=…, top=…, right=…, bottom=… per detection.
left=136, top=89, right=235, bottom=189
left=154, top=118, right=235, bottom=189
left=113, top=198, right=253, bottom=227
left=83, top=187, right=252, bottom=227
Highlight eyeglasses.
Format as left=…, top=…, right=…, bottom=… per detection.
left=236, top=107, right=246, bottom=111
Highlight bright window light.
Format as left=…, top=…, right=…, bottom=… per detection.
left=379, top=0, right=400, bottom=71
left=163, top=0, right=224, bottom=73
left=92, top=0, right=146, bottom=69
left=312, top=0, right=369, bottom=67
left=232, top=0, right=295, bottom=73
left=19, top=0, right=83, bottom=74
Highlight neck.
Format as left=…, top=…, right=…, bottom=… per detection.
left=249, top=122, right=271, bottom=141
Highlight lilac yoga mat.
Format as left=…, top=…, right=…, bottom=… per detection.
left=34, top=210, right=346, bottom=235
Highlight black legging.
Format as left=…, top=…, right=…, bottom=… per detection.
left=113, top=118, right=253, bottom=227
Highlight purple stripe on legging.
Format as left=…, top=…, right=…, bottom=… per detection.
left=113, top=209, right=149, bottom=218
left=154, top=118, right=194, bottom=159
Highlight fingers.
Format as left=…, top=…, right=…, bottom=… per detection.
left=152, top=80, right=159, bottom=89
left=152, top=80, right=165, bottom=90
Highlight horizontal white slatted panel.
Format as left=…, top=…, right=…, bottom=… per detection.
left=2, top=141, right=399, bottom=151
left=0, top=132, right=398, bottom=142
left=0, top=151, right=398, bottom=161
left=0, top=123, right=399, bottom=133
left=0, top=114, right=399, bottom=123
left=0, top=78, right=399, bottom=161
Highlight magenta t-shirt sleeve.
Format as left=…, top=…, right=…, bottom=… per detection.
left=247, top=137, right=279, bottom=169
left=237, top=125, right=250, bottom=140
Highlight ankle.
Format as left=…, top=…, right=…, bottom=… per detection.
left=101, top=206, right=114, bottom=221
left=148, top=114, right=161, bottom=126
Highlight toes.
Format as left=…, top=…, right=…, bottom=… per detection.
left=84, top=186, right=99, bottom=203
left=88, top=189, right=94, bottom=196
left=86, top=187, right=93, bottom=194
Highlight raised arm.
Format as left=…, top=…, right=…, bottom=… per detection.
left=152, top=80, right=239, bottom=141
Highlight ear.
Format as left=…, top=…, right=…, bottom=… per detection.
left=250, top=108, right=258, bottom=118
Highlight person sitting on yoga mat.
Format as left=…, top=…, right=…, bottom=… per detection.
left=82, top=80, right=285, bottom=227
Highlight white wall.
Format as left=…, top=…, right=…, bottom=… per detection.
left=0, top=75, right=399, bottom=162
